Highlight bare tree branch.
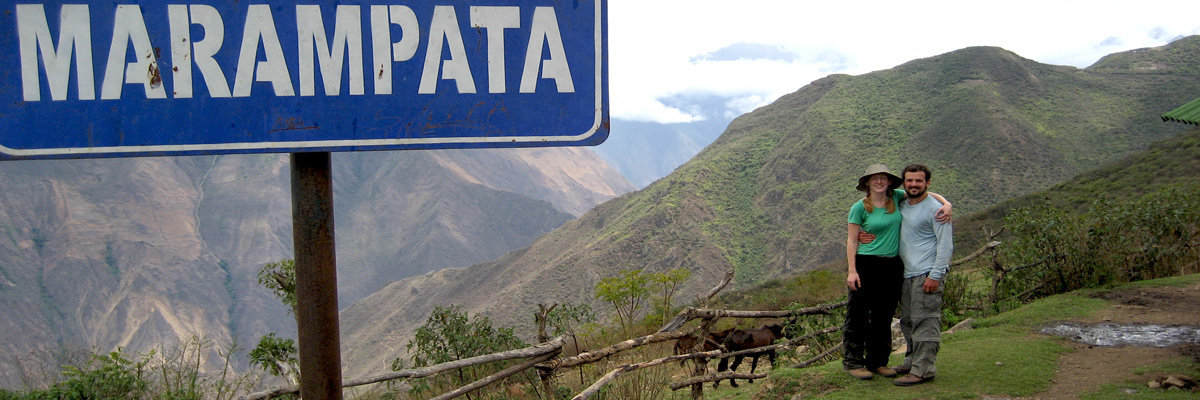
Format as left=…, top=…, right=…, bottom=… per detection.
left=951, top=240, right=1002, bottom=266
left=571, top=349, right=723, bottom=400
left=789, top=325, right=841, bottom=344
left=669, top=372, right=768, bottom=391
left=794, top=342, right=842, bottom=369
left=701, top=269, right=735, bottom=306
left=429, top=351, right=559, bottom=400
left=239, top=386, right=294, bottom=400
left=661, top=349, right=726, bottom=364
left=660, top=269, right=735, bottom=332
left=659, top=308, right=699, bottom=333
left=539, top=328, right=699, bottom=371
left=664, top=300, right=848, bottom=329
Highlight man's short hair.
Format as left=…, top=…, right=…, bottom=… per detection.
left=902, top=164, right=931, bottom=181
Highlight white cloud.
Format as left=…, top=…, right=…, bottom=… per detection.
left=690, top=43, right=801, bottom=63
left=618, top=95, right=707, bottom=123
left=724, top=94, right=768, bottom=119
left=608, top=0, right=1200, bottom=123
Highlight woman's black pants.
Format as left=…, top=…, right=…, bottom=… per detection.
left=842, top=254, right=903, bottom=370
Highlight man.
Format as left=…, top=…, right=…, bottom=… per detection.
left=892, top=164, right=953, bottom=386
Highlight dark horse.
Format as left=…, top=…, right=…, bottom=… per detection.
left=714, top=323, right=785, bottom=388
left=673, top=328, right=733, bottom=367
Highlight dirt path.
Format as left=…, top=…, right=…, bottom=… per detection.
left=1030, top=280, right=1200, bottom=399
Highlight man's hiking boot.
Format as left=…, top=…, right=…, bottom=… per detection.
left=893, top=374, right=933, bottom=386
left=846, top=368, right=874, bottom=380
left=872, top=366, right=897, bottom=377
left=893, top=365, right=912, bottom=375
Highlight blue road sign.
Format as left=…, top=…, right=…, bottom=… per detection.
left=1, top=0, right=607, bottom=160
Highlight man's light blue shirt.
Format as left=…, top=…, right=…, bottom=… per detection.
left=898, top=195, right=953, bottom=280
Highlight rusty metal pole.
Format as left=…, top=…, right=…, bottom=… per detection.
left=290, top=152, right=343, bottom=400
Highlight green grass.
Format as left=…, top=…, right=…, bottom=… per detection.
left=972, top=293, right=1110, bottom=329
left=1123, top=273, right=1200, bottom=288
left=714, top=276, right=1200, bottom=400
left=763, top=308, right=1080, bottom=399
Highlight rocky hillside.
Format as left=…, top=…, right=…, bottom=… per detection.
left=338, top=37, right=1200, bottom=379
left=0, top=148, right=632, bottom=388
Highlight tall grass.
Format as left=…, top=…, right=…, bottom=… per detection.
left=0, top=336, right=257, bottom=400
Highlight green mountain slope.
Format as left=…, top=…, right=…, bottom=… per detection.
left=956, top=124, right=1200, bottom=250
left=654, top=35, right=1200, bottom=281
left=340, top=37, right=1200, bottom=378
left=704, top=124, right=1200, bottom=313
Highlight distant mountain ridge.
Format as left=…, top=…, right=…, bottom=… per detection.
left=0, top=148, right=632, bottom=388
left=337, top=36, right=1200, bottom=379
left=597, top=95, right=737, bottom=187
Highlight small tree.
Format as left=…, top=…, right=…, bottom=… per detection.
left=248, top=333, right=299, bottom=386
left=256, top=259, right=297, bottom=314
left=402, top=305, right=526, bottom=399
left=595, top=269, right=652, bottom=335
left=650, top=268, right=691, bottom=325
left=543, top=302, right=596, bottom=338
left=252, top=259, right=300, bottom=386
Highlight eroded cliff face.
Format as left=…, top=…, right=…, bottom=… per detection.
left=0, top=149, right=632, bottom=389
left=0, top=157, right=237, bottom=386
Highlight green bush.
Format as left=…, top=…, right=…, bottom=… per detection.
left=399, top=305, right=529, bottom=399
left=248, top=333, right=298, bottom=384
left=1, top=338, right=254, bottom=400
left=995, top=182, right=1200, bottom=308
left=0, top=350, right=151, bottom=400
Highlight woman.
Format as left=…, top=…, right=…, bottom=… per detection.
left=842, top=164, right=949, bottom=380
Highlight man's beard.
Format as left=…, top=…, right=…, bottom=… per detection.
left=906, top=186, right=926, bottom=198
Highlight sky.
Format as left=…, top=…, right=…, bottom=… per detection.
left=607, top=0, right=1200, bottom=124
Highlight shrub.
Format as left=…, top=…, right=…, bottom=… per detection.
left=399, top=305, right=529, bottom=399
left=996, top=182, right=1200, bottom=306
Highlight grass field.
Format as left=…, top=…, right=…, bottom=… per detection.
left=680, top=274, right=1200, bottom=400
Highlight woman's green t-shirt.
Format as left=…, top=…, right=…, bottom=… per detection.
left=847, top=190, right=905, bottom=257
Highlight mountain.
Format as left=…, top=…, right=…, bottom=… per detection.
left=0, top=148, right=632, bottom=388
left=596, top=94, right=739, bottom=187
left=338, top=36, right=1200, bottom=378
left=331, top=149, right=634, bottom=303
left=0, top=157, right=238, bottom=387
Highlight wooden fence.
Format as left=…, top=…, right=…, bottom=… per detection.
left=239, top=270, right=847, bottom=400
left=241, top=234, right=1028, bottom=400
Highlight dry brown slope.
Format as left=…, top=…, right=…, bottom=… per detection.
left=0, top=147, right=631, bottom=389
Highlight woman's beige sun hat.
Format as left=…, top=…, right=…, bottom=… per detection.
left=856, top=164, right=902, bottom=192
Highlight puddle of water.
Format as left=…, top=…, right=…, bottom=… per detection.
left=1040, top=322, right=1200, bottom=348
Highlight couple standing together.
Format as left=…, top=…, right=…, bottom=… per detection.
left=843, top=164, right=953, bottom=386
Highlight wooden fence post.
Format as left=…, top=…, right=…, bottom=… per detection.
left=990, top=249, right=1005, bottom=306
left=690, top=317, right=716, bottom=400
left=536, top=304, right=558, bottom=400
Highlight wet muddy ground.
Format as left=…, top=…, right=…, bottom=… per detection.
left=1028, top=280, right=1200, bottom=399
left=1040, top=322, right=1200, bottom=348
